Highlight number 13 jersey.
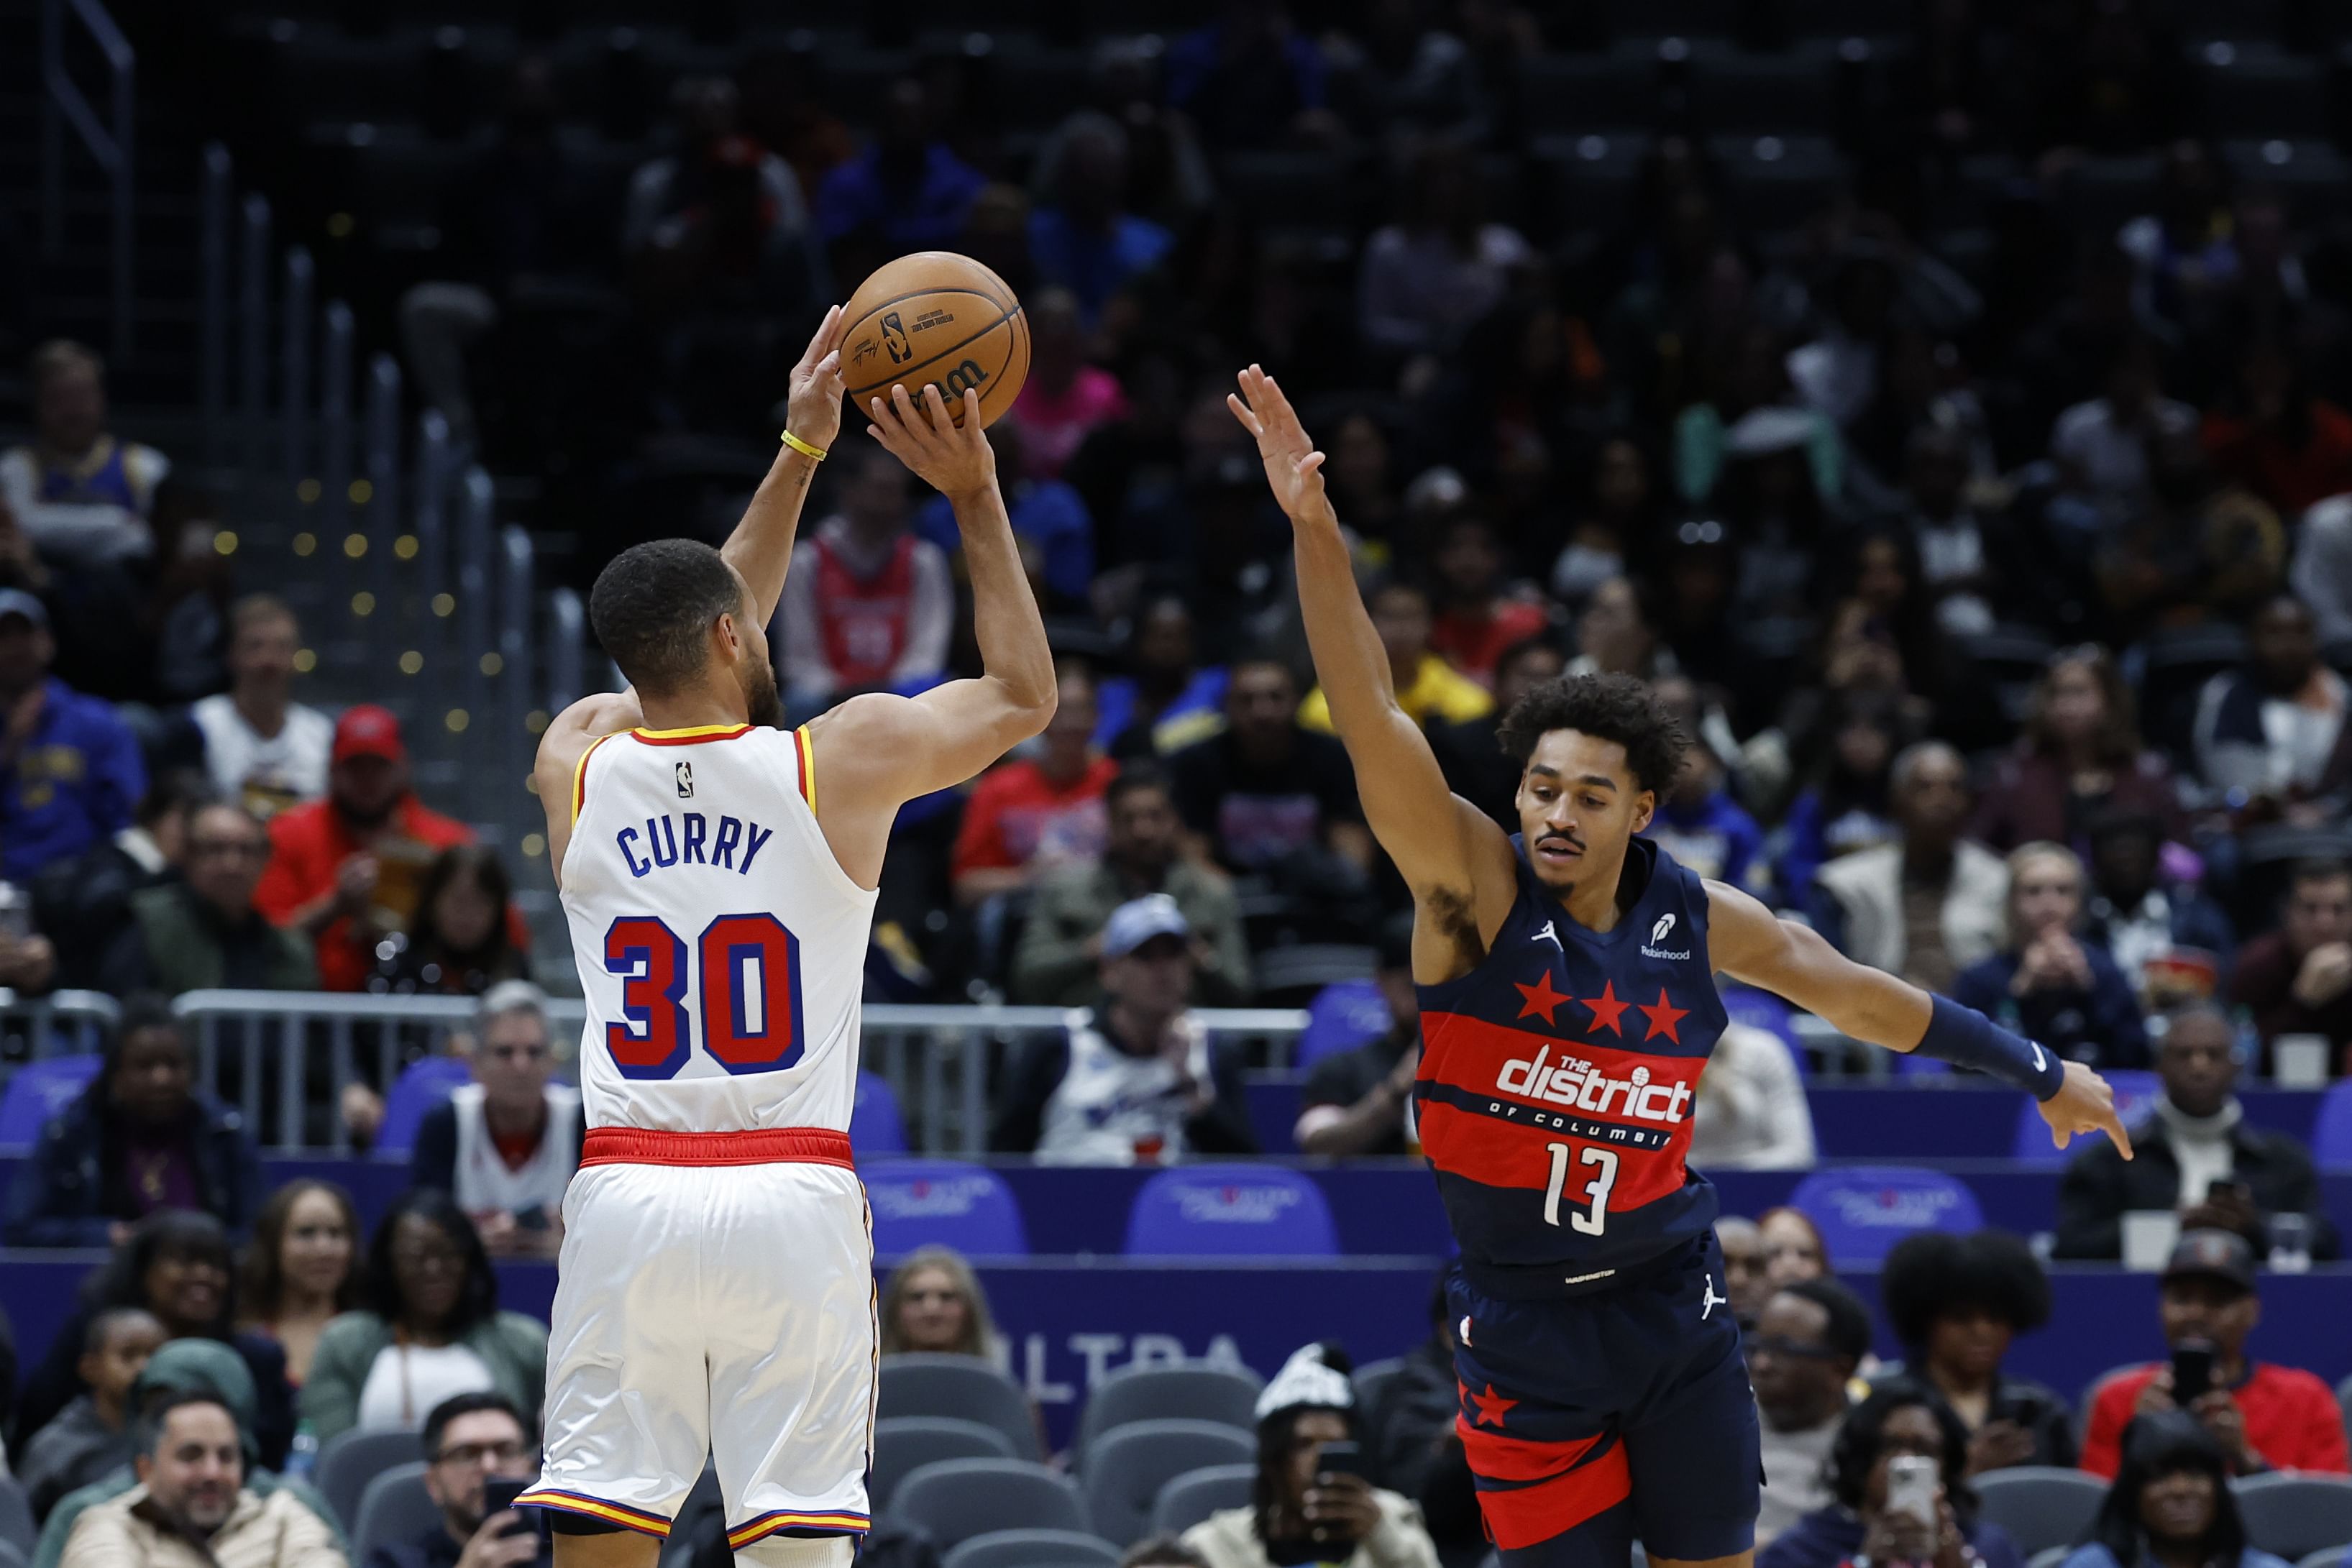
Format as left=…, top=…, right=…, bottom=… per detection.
left=562, top=723, right=878, bottom=1134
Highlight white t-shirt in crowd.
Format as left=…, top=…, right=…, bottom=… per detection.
left=189, top=694, right=334, bottom=819
left=354, top=1341, right=496, bottom=1431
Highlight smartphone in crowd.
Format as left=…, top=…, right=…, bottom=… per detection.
left=2172, top=1341, right=2217, bottom=1405
left=1884, top=1454, right=1939, bottom=1531
left=482, top=1480, right=536, bottom=1538
left=1315, top=1441, right=1368, bottom=1483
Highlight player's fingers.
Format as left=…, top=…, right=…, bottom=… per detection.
left=920, top=382, right=957, bottom=438
left=1226, top=391, right=1265, bottom=438
left=1296, top=450, right=1327, bottom=477
left=958, top=387, right=984, bottom=439
left=889, top=384, right=937, bottom=450
left=2102, top=1108, right=2134, bottom=1159
left=795, top=304, right=840, bottom=372
left=813, top=349, right=841, bottom=383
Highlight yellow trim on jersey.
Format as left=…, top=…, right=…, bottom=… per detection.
left=795, top=723, right=818, bottom=812
left=632, top=723, right=751, bottom=739
left=513, top=1490, right=672, bottom=1536
left=569, top=732, right=618, bottom=826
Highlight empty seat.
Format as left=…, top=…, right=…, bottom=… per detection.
left=877, top=1355, right=1041, bottom=1461
left=1973, top=1467, right=2110, bottom=1556
left=941, top=1528, right=1122, bottom=1568
left=872, top=1417, right=1019, bottom=1514
left=1706, top=134, right=1847, bottom=233
left=1125, top=1165, right=1339, bottom=1258
left=374, top=1055, right=475, bottom=1155
left=2012, top=1071, right=2160, bottom=1165
left=2028, top=1549, right=2072, bottom=1568
left=1351, top=1358, right=1406, bottom=1425
left=353, top=1464, right=440, bottom=1564
left=891, top=1460, right=1089, bottom=1554
left=851, top=1070, right=909, bottom=1156
left=1150, top=1464, right=1257, bottom=1538
left=0, top=1055, right=100, bottom=1149
left=1294, top=978, right=1393, bottom=1069
left=1082, top=1421, right=1257, bottom=1546
left=866, top=1160, right=1029, bottom=1256
left=1519, top=50, right=1663, bottom=134
left=320, top=1427, right=428, bottom=1532
left=2233, top=1475, right=2352, bottom=1562
left=1077, top=1365, right=1265, bottom=1459
left=1788, top=1166, right=1983, bottom=1265
left=1690, top=44, right=1838, bottom=135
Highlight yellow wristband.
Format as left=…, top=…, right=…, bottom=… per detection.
left=780, top=429, right=828, bottom=462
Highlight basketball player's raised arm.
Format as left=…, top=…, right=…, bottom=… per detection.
left=720, top=306, right=847, bottom=625
left=1703, top=877, right=2135, bottom=1158
left=1228, top=366, right=1516, bottom=935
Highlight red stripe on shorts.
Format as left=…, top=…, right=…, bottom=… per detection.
left=1459, top=1421, right=1631, bottom=1551
left=581, top=1127, right=855, bottom=1168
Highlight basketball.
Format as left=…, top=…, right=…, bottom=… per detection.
left=839, top=252, right=1029, bottom=431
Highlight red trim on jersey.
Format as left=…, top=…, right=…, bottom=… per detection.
left=792, top=725, right=815, bottom=809
left=581, top=1127, right=854, bottom=1168
left=1460, top=1424, right=1629, bottom=1549
left=628, top=725, right=753, bottom=746
left=570, top=731, right=618, bottom=825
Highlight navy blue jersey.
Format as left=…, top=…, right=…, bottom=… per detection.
left=1414, top=838, right=1729, bottom=1280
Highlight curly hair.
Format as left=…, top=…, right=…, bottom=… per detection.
left=1496, top=672, right=1688, bottom=795
left=1880, top=1229, right=2052, bottom=1353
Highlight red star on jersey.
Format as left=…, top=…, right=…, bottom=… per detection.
left=1639, top=988, right=1689, bottom=1043
left=1464, top=1382, right=1518, bottom=1429
left=1514, top=971, right=1569, bottom=1024
left=1580, top=980, right=1629, bottom=1035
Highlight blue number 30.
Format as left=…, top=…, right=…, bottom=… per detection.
left=601, top=913, right=807, bottom=1079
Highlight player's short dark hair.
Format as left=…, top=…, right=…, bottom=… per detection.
left=1880, top=1229, right=2051, bottom=1352
left=1495, top=672, right=1688, bottom=795
left=589, top=538, right=744, bottom=695
left=1777, top=1278, right=1875, bottom=1366
left=1106, top=761, right=1173, bottom=811
left=423, top=1390, right=531, bottom=1462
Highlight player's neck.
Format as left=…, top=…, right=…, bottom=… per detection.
left=1552, top=851, right=1631, bottom=933
left=638, top=680, right=749, bottom=733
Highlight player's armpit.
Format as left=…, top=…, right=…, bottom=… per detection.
left=1703, top=878, right=1931, bottom=1049
left=535, top=690, right=644, bottom=881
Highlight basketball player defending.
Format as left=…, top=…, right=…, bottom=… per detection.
left=1227, top=366, right=2132, bottom=1568
left=516, top=309, right=1056, bottom=1568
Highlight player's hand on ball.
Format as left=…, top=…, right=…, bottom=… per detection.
left=867, top=383, right=997, bottom=503
left=785, top=304, right=848, bottom=454
left=1227, top=364, right=1332, bottom=526
left=2037, top=1058, right=2134, bottom=1158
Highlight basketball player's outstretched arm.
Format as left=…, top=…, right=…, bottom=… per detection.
left=802, top=384, right=1057, bottom=888
left=1703, top=878, right=2136, bottom=1157
left=1229, top=365, right=1518, bottom=968
left=722, top=304, right=848, bottom=625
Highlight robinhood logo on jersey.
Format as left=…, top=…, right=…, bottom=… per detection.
left=1496, top=1050, right=1693, bottom=1124
left=1642, top=912, right=1690, bottom=960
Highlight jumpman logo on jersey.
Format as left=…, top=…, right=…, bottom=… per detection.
left=1700, top=1276, right=1727, bottom=1320
left=1532, top=921, right=1563, bottom=950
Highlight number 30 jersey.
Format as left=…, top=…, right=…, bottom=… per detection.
left=1413, top=838, right=1728, bottom=1282
left=562, top=723, right=878, bottom=1134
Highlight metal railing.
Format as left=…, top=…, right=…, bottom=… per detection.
left=39, top=0, right=135, bottom=357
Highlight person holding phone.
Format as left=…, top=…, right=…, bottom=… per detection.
left=1877, top=1232, right=2074, bottom=1472
left=1757, top=1381, right=2026, bottom=1568
left=365, top=1393, right=547, bottom=1568
left=1181, top=1343, right=1441, bottom=1568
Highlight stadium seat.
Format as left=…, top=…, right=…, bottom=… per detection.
left=1972, top=1467, right=2108, bottom=1556
left=1294, top=978, right=1392, bottom=1069
left=1150, top=1464, right=1256, bottom=1538
left=851, top=1070, right=909, bottom=1155
left=0, top=1479, right=30, bottom=1560
left=1351, top=1357, right=1406, bottom=1423
left=1076, top=1364, right=1264, bottom=1459
left=373, top=1056, right=475, bottom=1157
left=0, top=1055, right=101, bottom=1149
left=2136, top=623, right=2248, bottom=761
left=2300, top=1549, right=2347, bottom=1568
left=1252, top=945, right=1378, bottom=1007
left=1081, top=1420, right=1255, bottom=1546
left=319, top=1427, right=427, bottom=1531
left=940, top=1528, right=1121, bottom=1568
left=2011, top=1072, right=2161, bottom=1165
left=1788, top=1167, right=1983, bottom=1265
left=2028, top=1548, right=2072, bottom=1568
left=865, top=1160, right=1030, bottom=1256
left=890, top=1460, right=1088, bottom=1554
left=2337, top=1373, right=2351, bottom=1446
left=353, top=1464, right=439, bottom=1564
left=876, top=1356, right=1042, bottom=1462
left=871, top=1418, right=1019, bottom=1514
left=1124, top=1165, right=1340, bottom=1258
left=2233, top=1475, right=2352, bottom=1561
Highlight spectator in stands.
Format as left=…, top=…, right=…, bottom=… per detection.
left=58, top=1391, right=344, bottom=1568
left=1295, top=917, right=1419, bottom=1158
left=2078, top=1229, right=2350, bottom=1478
left=1425, top=517, right=1547, bottom=689
left=0, top=341, right=168, bottom=572
left=1092, top=596, right=1227, bottom=758
left=2227, top=858, right=2352, bottom=1068
left=1758, top=1382, right=2025, bottom=1568
left=301, top=1191, right=547, bottom=1444
left=1644, top=675, right=1766, bottom=892
left=912, top=423, right=1095, bottom=612
left=2052, top=336, right=2197, bottom=505
left=1184, top=1342, right=1440, bottom=1568
left=1429, top=636, right=1565, bottom=832
left=1353, top=1281, right=1480, bottom=1565
left=1773, top=690, right=1910, bottom=904
left=1950, top=843, right=2150, bottom=1070
left=2055, top=1004, right=2336, bottom=1262
left=363, top=1392, right=542, bottom=1568
left=369, top=846, right=528, bottom=996
left=12, top=1211, right=296, bottom=1470
left=1026, top=112, right=1174, bottom=326
left=235, top=1180, right=362, bottom=1390
left=1760, top=1206, right=1830, bottom=1287
left=1716, top=1216, right=1770, bottom=1327
left=1687, top=1022, right=1816, bottom=1170
left=1011, top=764, right=1250, bottom=1005
left=813, top=76, right=987, bottom=256
left=951, top=661, right=1117, bottom=905
left=1750, top=1280, right=1872, bottom=1546
left=411, top=982, right=580, bottom=1260
left=256, top=706, right=512, bottom=994
left=877, top=1245, right=1002, bottom=1360
left=2289, top=490, right=2352, bottom=644
left=1163, top=2, right=1332, bottom=152
left=0, top=587, right=144, bottom=881
left=99, top=802, right=316, bottom=995
left=621, top=76, right=816, bottom=302
left=180, top=597, right=330, bottom=820
left=2201, top=336, right=2352, bottom=518
left=1359, top=142, right=1532, bottom=363
left=1170, top=656, right=1373, bottom=885
left=777, top=445, right=953, bottom=709
left=2082, top=809, right=2236, bottom=1009
left=1006, top=285, right=1132, bottom=483
left=1808, top=741, right=2008, bottom=994
left=1877, top=1232, right=2074, bottom=1472
left=1301, top=580, right=1491, bottom=733
left=2064, top=1411, right=2293, bottom=1568
left=32, top=769, right=204, bottom=991
left=1972, top=648, right=2183, bottom=853
left=16, top=1308, right=165, bottom=1519
left=1566, top=575, right=1673, bottom=684
left=4, top=997, right=262, bottom=1248
left=2195, top=593, right=2346, bottom=803
left=991, top=894, right=1255, bottom=1163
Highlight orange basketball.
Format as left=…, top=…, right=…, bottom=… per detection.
left=839, top=252, right=1029, bottom=431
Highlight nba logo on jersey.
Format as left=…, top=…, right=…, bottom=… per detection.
left=674, top=761, right=693, bottom=798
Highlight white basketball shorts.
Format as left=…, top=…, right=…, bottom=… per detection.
left=519, top=1128, right=875, bottom=1548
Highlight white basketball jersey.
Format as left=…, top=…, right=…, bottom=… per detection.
left=562, top=723, right=877, bottom=1133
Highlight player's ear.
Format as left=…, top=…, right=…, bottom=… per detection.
left=1630, top=790, right=1655, bottom=834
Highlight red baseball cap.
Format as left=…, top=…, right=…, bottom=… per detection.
left=332, top=704, right=407, bottom=765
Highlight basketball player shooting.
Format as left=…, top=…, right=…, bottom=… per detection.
left=1227, top=365, right=2131, bottom=1568
left=516, top=308, right=1056, bottom=1568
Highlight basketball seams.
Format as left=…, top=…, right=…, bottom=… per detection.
left=841, top=306, right=1028, bottom=401
left=841, top=286, right=1005, bottom=326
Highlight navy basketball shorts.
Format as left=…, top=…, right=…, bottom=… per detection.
left=1445, top=1231, right=1761, bottom=1567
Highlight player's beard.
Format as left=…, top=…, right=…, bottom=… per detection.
left=743, top=659, right=785, bottom=731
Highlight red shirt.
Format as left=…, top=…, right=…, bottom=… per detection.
left=255, top=794, right=524, bottom=991
left=813, top=532, right=920, bottom=689
left=949, top=755, right=1117, bottom=879
left=2081, top=1362, right=2351, bottom=1478
left=1430, top=599, right=1549, bottom=687
left=2202, top=403, right=2352, bottom=515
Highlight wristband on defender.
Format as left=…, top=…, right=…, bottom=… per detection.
left=1915, top=994, right=2067, bottom=1100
